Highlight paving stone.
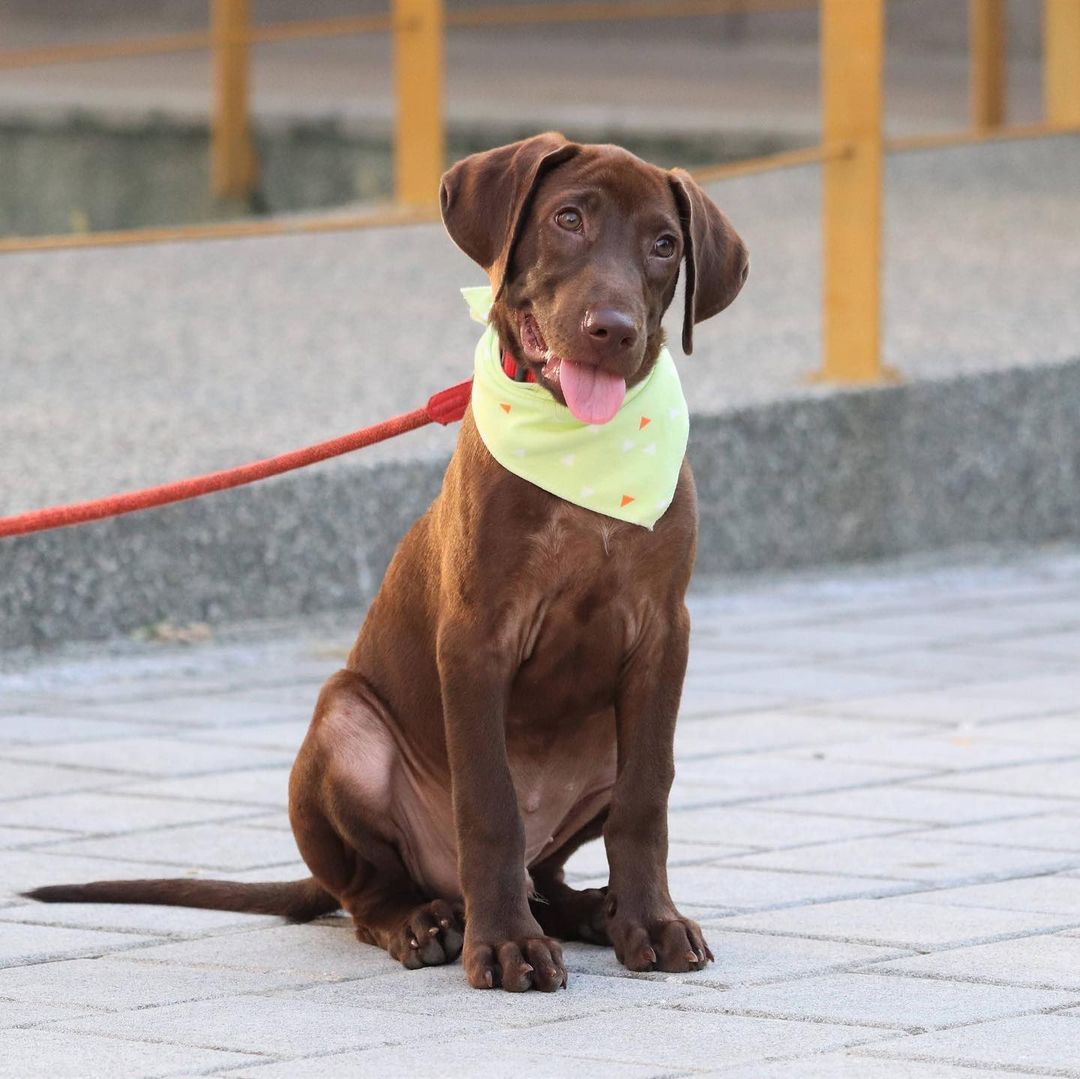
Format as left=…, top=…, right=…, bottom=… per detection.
left=722, top=836, right=1078, bottom=883
left=0, top=901, right=277, bottom=938
left=910, top=813, right=1080, bottom=853
left=672, top=754, right=930, bottom=800
left=0, top=713, right=150, bottom=745
left=0, top=999, right=94, bottom=1029
left=217, top=1045, right=666, bottom=1079
left=44, top=821, right=301, bottom=872
left=961, top=673, right=1080, bottom=712
left=794, top=734, right=1074, bottom=772
left=0, top=955, right=318, bottom=1007
left=561, top=934, right=906, bottom=988
left=859, top=1013, right=1080, bottom=1074
left=115, top=923, right=396, bottom=979
left=52, top=993, right=491, bottom=1057
left=0, top=759, right=120, bottom=800
left=651, top=863, right=914, bottom=911
left=287, top=966, right=710, bottom=1026
left=924, top=759, right=1080, bottom=801
left=677, top=686, right=797, bottom=718
left=762, top=785, right=1078, bottom=825
left=684, top=971, right=1077, bottom=1031
left=810, top=687, right=1066, bottom=725
left=694, top=665, right=931, bottom=704
left=0, top=825, right=70, bottom=848
left=114, top=766, right=291, bottom=806
left=873, top=932, right=1080, bottom=989
left=0, top=790, right=261, bottom=833
left=461, top=1006, right=883, bottom=1071
left=184, top=720, right=309, bottom=752
left=716, top=896, right=1080, bottom=951
left=981, top=715, right=1080, bottom=746
left=0, top=1028, right=261, bottom=1078
left=74, top=690, right=316, bottom=728
left=666, top=804, right=912, bottom=850
left=904, top=875, right=1080, bottom=917
left=673, top=713, right=928, bottom=758
left=233, top=809, right=292, bottom=832
left=2, top=737, right=292, bottom=778
left=712, top=1053, right=1039, bottom=1078
left=0, top=921, right=160, bottom=968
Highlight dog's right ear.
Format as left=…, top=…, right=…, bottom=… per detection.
left=440, top=132, right=579, bottom=300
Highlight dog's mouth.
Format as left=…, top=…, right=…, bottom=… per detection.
left=517, top=311, right=627, bottom=426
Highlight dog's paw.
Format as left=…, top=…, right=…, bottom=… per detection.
left=463, top=932, right=567, bottom=992
left=608, top=907, right=712, bottom=973
left=384, top=899, right=465, bottom=969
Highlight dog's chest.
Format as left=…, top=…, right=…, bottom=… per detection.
left=506, top=507, right=652, bottom=722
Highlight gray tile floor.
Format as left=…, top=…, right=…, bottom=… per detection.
left=3, top=547, right=1080, bottom=1076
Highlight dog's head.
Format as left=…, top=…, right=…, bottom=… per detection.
left=440, top=132, right=748, bottom=424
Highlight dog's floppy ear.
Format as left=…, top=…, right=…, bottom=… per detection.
left=440, top=132, right=579, bottom=299
left=668, top=168, right=749, bottom=354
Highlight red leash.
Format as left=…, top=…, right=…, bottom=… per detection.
left=0, top=379, right=472, bottom=539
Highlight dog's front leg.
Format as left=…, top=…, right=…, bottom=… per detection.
left=437, top=628, right=567, bottom=992
left=604, top=606, right=712, bottom=972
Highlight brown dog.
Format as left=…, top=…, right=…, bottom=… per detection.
left=27, top=133, right=748, bottom=993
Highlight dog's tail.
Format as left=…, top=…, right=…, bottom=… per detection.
left=22, top=876, right=339, bottom=923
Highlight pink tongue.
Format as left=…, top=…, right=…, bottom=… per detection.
left=558, top=360, right=627, bottom=425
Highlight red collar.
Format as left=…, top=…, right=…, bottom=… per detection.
left=501, top=351, right=536, bottom=383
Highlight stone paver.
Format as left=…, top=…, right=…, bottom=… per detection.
left=4, top=550, right=1080, bottom=1075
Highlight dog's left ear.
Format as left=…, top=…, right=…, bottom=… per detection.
left=440, top=132, right=580, bottom=299
left=668, top=169, right=749, bottom=354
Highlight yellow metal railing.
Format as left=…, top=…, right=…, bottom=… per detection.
left=0, top=0, right=1078, bottom=384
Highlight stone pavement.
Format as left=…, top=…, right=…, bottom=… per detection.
left=3, top=546, right=1080, bottom=1075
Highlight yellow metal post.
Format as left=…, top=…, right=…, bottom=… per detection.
left=211, top=0, right=256, bottom=200
left=1045, top=0, right=1080, bottom=126
left=394, top=0, right=444, bottom=209
left=970, top=0, right=1007, bottom=130
left=815, top=0, right=887, bottom=383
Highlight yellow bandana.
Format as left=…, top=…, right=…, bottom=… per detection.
left=464, top=286, right=689, bottom=530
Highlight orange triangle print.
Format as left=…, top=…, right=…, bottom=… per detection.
left=499, top=402, right=511, bottom=414
left=620, top=494, right=635, bottom=508
left=639, top=416, right=651, bottom=430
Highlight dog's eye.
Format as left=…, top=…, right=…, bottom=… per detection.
left=653, top=235, right=677, bottom=259
left=555, top=208, right=583, bottom=232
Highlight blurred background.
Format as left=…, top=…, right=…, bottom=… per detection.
left=0, top=0, right=1052, bottom=234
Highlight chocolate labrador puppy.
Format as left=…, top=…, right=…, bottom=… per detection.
left=28, top=133, right=748, bottom=993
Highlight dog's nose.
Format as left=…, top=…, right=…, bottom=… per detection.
left=583, top=308, right=638, bottom=353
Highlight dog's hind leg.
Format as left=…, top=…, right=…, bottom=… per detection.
left=529, top=810, right=610, bottom=945
left=290, top=671, right=464, bottom=969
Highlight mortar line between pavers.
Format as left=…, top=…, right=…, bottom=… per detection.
left=25, top=1018, right=289, bottom=1062
left=852, top=962, right=1080, bottom=995
left=670, top=773, right=959, bottom=810
left=4, top=807, right=282, bottom=849
left=853, top=1042, right=1080, bottom=1078
left=0, top=752, right=293, bottom=782
left=705, top=919, right=1080, bottom=956
left=916, top=780, right=1080, bottom=804
left=708, top=853, right=1080, bottom=885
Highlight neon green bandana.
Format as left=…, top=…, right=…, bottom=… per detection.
left=464, top=285, right=689, bottom=530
